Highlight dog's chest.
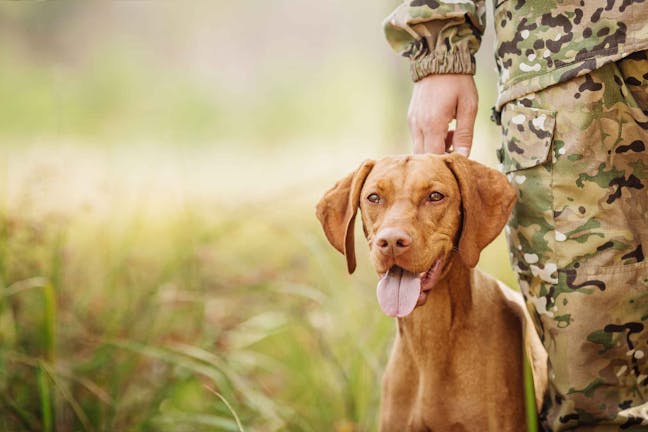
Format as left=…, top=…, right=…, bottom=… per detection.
left=382, top=309, right=526, bottom=431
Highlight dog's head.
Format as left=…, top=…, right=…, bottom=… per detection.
left=316, top=153, right=516, bottom=317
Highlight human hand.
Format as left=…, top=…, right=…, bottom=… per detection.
left=407, top=74, right=478, bottom=156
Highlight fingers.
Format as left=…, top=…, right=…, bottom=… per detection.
left=408, top=76, right=453, bottom=155
left=408, top=102, right=450, bottom=155
left=452, top=87, right=478, bottom=157
left=422, top=127, right=446, bottom=154
left=411, top=127, right=424, bottom=154
left=408, top=91, right=447, bottom=155
left=409, top=111, right=451, bottom=154
left=409, top=120, right=447, bottom=154
left=408, top=74, right=478, bottom=157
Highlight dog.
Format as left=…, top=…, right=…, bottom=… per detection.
left=316, top=153, right=547, bottom=431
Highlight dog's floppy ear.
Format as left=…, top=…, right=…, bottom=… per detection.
left=316, top=160, right=375, bottom=274
left=443, top=153, right=516, bottom=268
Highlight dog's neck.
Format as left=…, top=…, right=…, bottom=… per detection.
left=396, top=254, right=473, bottom=357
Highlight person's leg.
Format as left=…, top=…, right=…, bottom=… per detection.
left=499, top=51, right=648, bottom=431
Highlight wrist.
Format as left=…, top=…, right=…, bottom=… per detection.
left=411, top=49, right=476, bottom=81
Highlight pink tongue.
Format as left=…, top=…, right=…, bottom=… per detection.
left=376, top=267, right=421, bottom=318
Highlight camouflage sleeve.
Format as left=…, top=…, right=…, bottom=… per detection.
left=384, top=0, right=486, bottom=81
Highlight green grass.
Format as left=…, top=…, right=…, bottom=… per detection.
left=0, top=2, right=536, bottom=429
left=0, top=186, right=539, bottom=431
left=0, top=199, right=394, bottom=431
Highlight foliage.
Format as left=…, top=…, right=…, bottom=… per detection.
left=0, top=3, right=534, bottom=431
left=0, top=199, right=397, bottom=431
left=0, top=183, right=536, bottom=431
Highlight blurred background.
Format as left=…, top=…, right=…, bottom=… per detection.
left=0, top=2, right=514, bottom=431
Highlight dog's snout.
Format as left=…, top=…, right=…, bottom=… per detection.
left=376, top=228, right=412, bottom=256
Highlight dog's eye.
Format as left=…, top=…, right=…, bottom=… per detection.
left=428, top=192, right=445, bottom=202
left=367, top=193, right=381, bottom=203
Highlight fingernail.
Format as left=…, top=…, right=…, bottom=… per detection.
left=455, top=147, right=470, bottom=157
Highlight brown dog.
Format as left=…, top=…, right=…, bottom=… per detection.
left=316, top=153, right=547, bottom=431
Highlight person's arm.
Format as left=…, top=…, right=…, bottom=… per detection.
left=384, top=1, right=485, bottom=156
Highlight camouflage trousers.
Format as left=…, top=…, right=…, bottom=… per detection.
left=499, top=51, right=648, bottom=431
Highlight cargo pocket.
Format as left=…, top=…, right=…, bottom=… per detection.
left=497, top=104, right=555, bottom=174
left=497, top=104, right=557, bottom=300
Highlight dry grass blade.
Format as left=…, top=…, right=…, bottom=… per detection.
left=107, top=339, right=229, bottom=384
left=163, top=343, right=288, bottom=423
left=107, top=339, right=288, bottom=429
left=204, top=385, right=245, bottom=432
left=53, top=367, right=113, bottom=406
left=2, top=277, right=49, bottom=298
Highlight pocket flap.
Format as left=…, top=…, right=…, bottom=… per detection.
left=497, top=105, right=556, bottom=173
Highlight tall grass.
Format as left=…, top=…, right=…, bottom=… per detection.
left=0, top=190, right=400, bottom=431
left=0, top=171, right=539, bottom=431
left=0, top=2, right=536, bottom=430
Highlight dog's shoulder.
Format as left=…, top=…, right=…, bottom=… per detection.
left=472, top=269, right=548, bottom=410
left=471, top=269, right=524, bottom=311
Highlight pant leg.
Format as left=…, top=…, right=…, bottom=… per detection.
left=499, top=51, right=648, bottom=431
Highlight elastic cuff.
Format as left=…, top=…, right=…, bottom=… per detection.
left=410, top=49, right=476, bottom=81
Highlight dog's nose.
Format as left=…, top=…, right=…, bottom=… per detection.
left=375, top=228, right=412, bottom=256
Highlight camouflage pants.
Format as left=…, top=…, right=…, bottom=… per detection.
left=499, top=51, right=648, bottom=431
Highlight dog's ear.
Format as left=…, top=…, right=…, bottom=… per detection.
left=316, top=160, right=375, bottom=274
left=443, top=153, right=516, bottom=268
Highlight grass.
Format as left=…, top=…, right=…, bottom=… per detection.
left=0, top=183, right=396, bottom=431
left=0, top=1, right=539, bottom=429
left=0, top=147, right=539, bottom=431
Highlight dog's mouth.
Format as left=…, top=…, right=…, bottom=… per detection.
left=376, top=259, right=443, bottom=318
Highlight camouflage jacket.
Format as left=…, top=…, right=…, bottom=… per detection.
left=384, top=0, right=648, bottom=109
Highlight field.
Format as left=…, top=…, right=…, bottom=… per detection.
left=2, top=145, right=527, bottom=432
left=0, top=3, right=536, bottom=432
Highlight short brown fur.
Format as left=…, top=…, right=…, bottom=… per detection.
left=316, top=153, right=548, bottom=431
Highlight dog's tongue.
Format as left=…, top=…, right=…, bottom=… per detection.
left=376, top=267, right=421, bottom=318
